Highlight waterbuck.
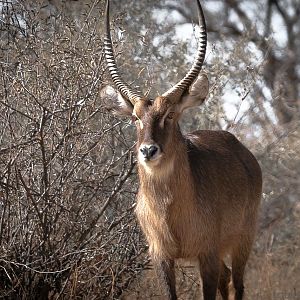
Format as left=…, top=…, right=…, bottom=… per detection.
left=103, top=0, right=262, bottom=299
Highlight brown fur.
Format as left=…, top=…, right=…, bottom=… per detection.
left=131, top=96, right=262, bottom=300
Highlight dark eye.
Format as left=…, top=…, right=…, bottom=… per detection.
left=131, top=115, right=138, bottom=123
left=167, top=112, right=175, bottom=119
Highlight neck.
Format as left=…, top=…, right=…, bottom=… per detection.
left=138, top=134, right=193, bottom=206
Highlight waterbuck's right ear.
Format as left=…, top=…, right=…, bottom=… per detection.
left=177, top=74, right=209, bottom=113
left=100, top=85, right=134, bottom=117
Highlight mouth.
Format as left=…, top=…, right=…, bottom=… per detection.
left=138, top=152, right=175, bottom=177
left=138, top=152, right=163, bottom=165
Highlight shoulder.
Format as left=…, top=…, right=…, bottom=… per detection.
left=185, top=130, right=240, bottom=149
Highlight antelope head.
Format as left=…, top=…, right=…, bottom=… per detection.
left=104, top=0, right=209, bottom=172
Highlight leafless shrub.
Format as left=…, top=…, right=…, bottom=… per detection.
left=0, top=1, right=148, bottom=298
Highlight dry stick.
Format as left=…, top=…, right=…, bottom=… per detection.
left=0, top=258, right=71, bottom=275
left=62, top=122, right=123, bottom=184
left=0, top=159, right=12, bottom=245
left=78, top=153, right=136, bottom=248
left=0, top=137, right=39, bottom=155
left=108, top=203, right=136, bottom=231
left=257, top=121, right=300, bottom=160
left=17, top=169, right=44, bottom=228
left=0, top=99, right=37, bottom=123
left=226, top=89, right=250, bottom=130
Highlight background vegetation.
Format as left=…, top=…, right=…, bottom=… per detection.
left=0, top=0, right=299, bottom=299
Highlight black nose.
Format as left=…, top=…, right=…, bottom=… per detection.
left=140, top=145, right=159, bottom=159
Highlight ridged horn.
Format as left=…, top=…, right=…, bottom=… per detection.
left=162, top=0, right=207, bottom=102
left=104, top=0, right=143, bottom=104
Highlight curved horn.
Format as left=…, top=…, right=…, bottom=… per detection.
left=162, top=0, right=207, bottom=101
left=104, top=0, right=143, bottom=104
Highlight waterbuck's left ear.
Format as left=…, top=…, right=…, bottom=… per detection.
left=177, top=74, right=209, bottom=113
left=100, top=85, right=134, bottom=116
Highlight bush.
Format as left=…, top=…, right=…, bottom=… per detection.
left=0, top=1, right=147, bottom=298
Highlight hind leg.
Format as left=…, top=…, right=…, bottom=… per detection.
left=231, top=237, right=253, bottom=300
left=218, top=261, right=231, bottom=300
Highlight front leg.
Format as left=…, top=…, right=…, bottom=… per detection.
left=199, top=253, right=220, bottom=300
left=155, top=259, right=177, bottom=300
